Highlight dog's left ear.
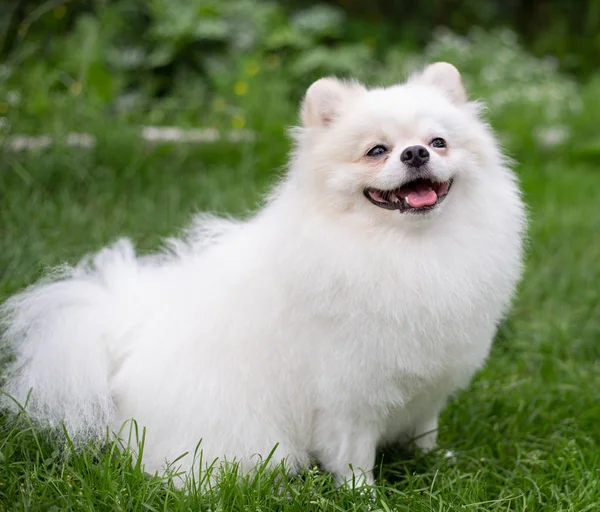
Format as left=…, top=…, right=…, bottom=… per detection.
left=412, top=62, right=467, bottom=105
left=301, top=78, right=365, bottom=128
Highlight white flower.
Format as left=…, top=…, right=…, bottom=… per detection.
left=534, top=125, right=571, bottom=149
left=6, top=135, right=52, bottom=152
left=141, top=126, right=220, bottom=143
left=6, top=90, right=20, bottom=106
left=66, top=132, right=96, bottom=148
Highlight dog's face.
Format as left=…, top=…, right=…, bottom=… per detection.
left=294, top=63, right=498, bottom=227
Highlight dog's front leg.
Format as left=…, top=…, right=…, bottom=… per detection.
left=412, top=412, right=439, bottom=453
left=312, top=412, right=378, bottom=488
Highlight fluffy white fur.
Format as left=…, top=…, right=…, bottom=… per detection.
left=1, top=63, right=525, bottom=486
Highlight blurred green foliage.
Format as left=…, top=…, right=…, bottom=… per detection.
left=0, top=0, right=598, bottom=163
left=1, top=0, right=598, bottom=99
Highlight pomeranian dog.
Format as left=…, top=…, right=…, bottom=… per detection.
left=1, top=63, right=525, bottom=486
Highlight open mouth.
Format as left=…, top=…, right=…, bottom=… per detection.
left=364, top=177, right=453, bottom=213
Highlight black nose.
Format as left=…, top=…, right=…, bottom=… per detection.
left=400, top=145, right=430, bottom=167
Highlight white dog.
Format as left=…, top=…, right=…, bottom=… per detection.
left=1, top=63, right=525, bottom=486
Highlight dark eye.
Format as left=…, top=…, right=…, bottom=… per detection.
left=366, top=145, right=388, bottom=157
left=430, top=137, right=447, bottom=148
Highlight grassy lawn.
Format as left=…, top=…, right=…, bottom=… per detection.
left=1, top=114, right=599, bottom=511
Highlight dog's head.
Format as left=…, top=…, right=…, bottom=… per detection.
left=291, top=63, right=504, bottom=229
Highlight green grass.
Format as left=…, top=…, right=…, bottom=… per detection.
left=1, top=114, right=600, bottom=511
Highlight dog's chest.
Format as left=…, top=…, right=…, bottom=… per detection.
left=303, top=250, right=504, bottom=405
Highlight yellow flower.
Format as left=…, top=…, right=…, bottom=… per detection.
left=0, top=102, right=8, bottom=114
left=70, top=82, right=82, bottom=96
left=231, top=115, right=245, bottom=130
left=363, top=37, right=377, bottom=49
left=266, top=55, right=280, bottom=68
left=233, top=81, right=248, bottom=96
left=213, top=97, right=226, bottom=111
left=245, top=61, right=260, bottom=77
left=54, top=6, right=67, bottom=20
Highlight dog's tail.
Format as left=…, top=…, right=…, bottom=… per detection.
left=1, top=239, right=140, bottom=442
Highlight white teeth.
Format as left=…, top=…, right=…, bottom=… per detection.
left=391, top=195, right=400, bottom=203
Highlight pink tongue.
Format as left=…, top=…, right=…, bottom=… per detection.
left=405, top=184, right=438, bottom=208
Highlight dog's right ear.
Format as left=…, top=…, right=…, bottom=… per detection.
left=411, top=62, right=467, bottom=105
left=301, top=78, right=365, bottom=128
